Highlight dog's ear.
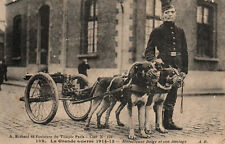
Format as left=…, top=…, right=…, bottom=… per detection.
left=128, top=63, right=141, bottom=78
left=141, top=62, right=154, bottom=72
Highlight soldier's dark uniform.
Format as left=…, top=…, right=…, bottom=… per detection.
left=0, top=62, right=4, bottom=91
left=145, top=21, right=188, bottom=130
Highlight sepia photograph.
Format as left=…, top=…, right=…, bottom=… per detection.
left=0, top=0, right=225, bottom=144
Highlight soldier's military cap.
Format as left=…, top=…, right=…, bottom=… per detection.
left=161, top=0, right=175, bottom=12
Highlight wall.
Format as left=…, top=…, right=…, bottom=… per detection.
left=64, top=0, right=119, bottom=69
left=86, top=0, right=118, bottom=69
left=65, top=0, right=82, bottom=68
left=5, top=0, right=27, bottom=66
left=27, top=0, right=64, bottom=65
left=115, top=0, right=135, bottom=72
left=175, top=0, right=225, bottom=71
left=0, top=31, right=4, bottom=60
left=216, top=0, right=225, bottom=71
left=135, top=0, right=147, bottom=62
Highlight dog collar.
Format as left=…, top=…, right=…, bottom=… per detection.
left=156, top=82, right=172, bottom=91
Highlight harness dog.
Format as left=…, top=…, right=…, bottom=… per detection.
left=145, top=66, right=185, bottom=134
left=84, top=60, right=161, bottom=139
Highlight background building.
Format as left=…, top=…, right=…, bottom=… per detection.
left=4, top=0, right=225, bottom=94
left=0, top=29, right=4, bottom=60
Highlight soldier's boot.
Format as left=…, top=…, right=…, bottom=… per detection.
left=163, top=109, right=182, bottom=130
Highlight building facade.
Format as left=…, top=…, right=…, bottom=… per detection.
left=4, top=0, right=225, bottom=84
left=0, top=29, right=4, bottom=61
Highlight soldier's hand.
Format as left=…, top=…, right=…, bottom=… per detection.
left=180, top=72, right=186, bottom=79
left=155, top=58, right=164, bottom=70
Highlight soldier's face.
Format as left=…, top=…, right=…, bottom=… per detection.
left=162, top=7, right=176, bottom=22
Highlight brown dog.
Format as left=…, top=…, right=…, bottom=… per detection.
left=145, top=67, right=185, bottom=134
left=84, top=61, right=161, bottom=139
left=84, top=76, right=127, bottom=130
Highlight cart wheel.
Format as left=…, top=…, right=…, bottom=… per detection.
left=24, top=72, right=59, bottom=124
left=63, top=74, right=92, bottom=121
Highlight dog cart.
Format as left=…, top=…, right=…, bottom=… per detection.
left=21, top=72, right=96, bottom=124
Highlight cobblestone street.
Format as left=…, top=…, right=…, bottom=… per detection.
left=0, top=84, right=224, bottom=144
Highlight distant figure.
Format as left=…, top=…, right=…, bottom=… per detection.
left=78, top=59, right=90, bottom=88
left=78, top=59, right=90, bottom=76
left=2, top=60, right=7, bottom=81
left=0, top=61, right=4, bottom=91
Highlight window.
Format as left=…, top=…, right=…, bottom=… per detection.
left=145, top=0, right=163, bottom=47
left=81, top=0, right=98, bottom=55
left=12, top=15, right=22, bottom=60
left=196, top=0, right=217, bottom=58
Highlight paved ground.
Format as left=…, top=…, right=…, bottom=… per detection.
left=0, top=84, right=225, bottom=144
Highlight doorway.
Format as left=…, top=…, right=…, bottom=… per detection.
left=38, top=5, right=50, bottom=72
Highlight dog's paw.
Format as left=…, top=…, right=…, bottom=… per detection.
left=103, top=124, right=109, bottom=129
left=128, top=129, right=136, bottom=140
left=117, top=122, right=125, bottom=127
left=156, top=127, right=168, bottom=133
left=140, top=130, right=150, bottom=138
left=97, top=124, right=105, bottom=129
left=84, top=126, right=90, bottom=131
left=145, top=129, right=153, bottom=135
left=128, top=134, right=136, bottom=140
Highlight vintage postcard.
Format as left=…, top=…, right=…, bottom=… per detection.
left=0, top=0, right=225, bottom=144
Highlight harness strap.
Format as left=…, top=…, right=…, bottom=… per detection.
left=129, top=84, right=148, bottom=94
left=106, top=76, right=121, bottom=100
left=156, top=82, right=172, bottom=91
left=180, top=81, right=184, bottom=113
left=106, top=76, right=119, bottom=92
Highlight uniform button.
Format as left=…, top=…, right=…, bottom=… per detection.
left=170, top=27, right=174, bottom=29
left=173, top=37, right=176, bottom=39
left=173, top=42, right=176, bottom=45
left=173, top=48, right=176, bottom=50
left=172, top=32, right=175, bottom=34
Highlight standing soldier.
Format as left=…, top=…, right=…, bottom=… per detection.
left=78, top=58, right=90, bottom=76
left=2, top=59, right=7, bottom=81
left=145, top=0, right=188, bottom=130
left=0, top=61, right=4, bottom=91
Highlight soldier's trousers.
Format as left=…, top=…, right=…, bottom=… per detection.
left=164, top=87, right=178, bottom=111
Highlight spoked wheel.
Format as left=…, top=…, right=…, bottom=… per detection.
left=24, top=72, right=59, bottom=124
left=63, top=74, right=92, bottom=121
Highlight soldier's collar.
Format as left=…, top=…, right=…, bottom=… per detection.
left=163, top=21, right=175, bottom=27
